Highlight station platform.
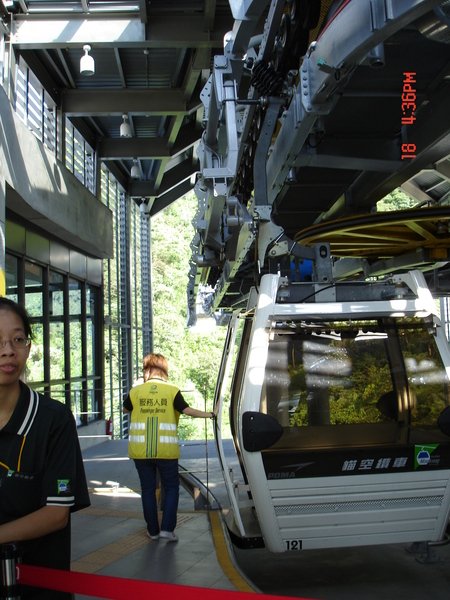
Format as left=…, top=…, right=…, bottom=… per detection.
left=66, top=438, right=450, bottom=600
left=70, top=438, right=256, bottom=600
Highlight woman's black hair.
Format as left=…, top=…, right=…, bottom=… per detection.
left=0, top=297, right=33, bottom=339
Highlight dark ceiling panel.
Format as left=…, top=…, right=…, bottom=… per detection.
left=7, top=0, right=234, bottom=199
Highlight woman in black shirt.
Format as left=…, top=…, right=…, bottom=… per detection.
left=0, top=298, right=90, bottom=598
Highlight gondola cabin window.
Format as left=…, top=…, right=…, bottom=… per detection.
left=261, top=318, right=449, bottom=450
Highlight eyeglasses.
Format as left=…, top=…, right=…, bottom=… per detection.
left=0, top=337, right=32, bottom=349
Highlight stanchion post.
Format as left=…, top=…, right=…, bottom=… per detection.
left=0, top=543, right=21, bottom=600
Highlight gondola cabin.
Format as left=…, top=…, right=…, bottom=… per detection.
left=214, top=270, right=450, bottom=553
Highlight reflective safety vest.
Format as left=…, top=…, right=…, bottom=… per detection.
left=127, top=379, right=181, bottom=459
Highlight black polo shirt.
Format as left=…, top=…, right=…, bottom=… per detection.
left=0, top=382, right=90, bottom=598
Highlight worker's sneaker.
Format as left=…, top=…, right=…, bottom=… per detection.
left=159, top=530, right=178, bottom=542
left=146, top=531, right=159, bottom=540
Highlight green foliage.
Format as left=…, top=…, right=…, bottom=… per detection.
left=288, top=338, right=392, bottom=428
left=151, top=193, right=227, bottom=438
left=377, top=187, right=417, bottom=212
left=151, top=198, right=195, bottom=381
left=184, top=332, right=227, bottom=405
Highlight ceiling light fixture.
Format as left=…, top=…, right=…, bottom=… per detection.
left=80, top=44, right=95, bottom=76
left=130, top=159, right=140, bottom=179
left=120, top=114, right=132, bottom=138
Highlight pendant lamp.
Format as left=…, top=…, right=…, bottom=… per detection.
left=80, top=45, right=95, bottom=76
left=131, top=160, right=140, bottom=179
left=120, top=114, right=132, bottom=138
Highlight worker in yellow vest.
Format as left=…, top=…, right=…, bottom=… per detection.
left=123, top=353, right=215, bottom=542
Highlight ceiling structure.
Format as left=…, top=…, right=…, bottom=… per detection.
left=183, top=0, right=450, bottom=315
left=1, top=0, right=236, bottom=215
left=2, top=1, right=449, bottom=219
left=1, top=0, right=450, bottom=310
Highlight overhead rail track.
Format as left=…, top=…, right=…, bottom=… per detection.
left=187, top=0, right=450, bottom=324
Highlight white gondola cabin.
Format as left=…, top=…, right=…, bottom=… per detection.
left=214, top=271, right=450, bottom=553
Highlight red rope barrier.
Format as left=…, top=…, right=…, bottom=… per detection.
left=18, top=564, right=315, bottom=600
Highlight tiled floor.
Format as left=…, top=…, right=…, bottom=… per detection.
left=70, top=439, right=251, bottom=600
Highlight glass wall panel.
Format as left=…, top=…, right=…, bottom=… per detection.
left=87, top=389, right=97, bottom=423
left=24, top=261, right=43, bottom=317
left=27, top=322, right=44, bottom=383
left=49, top=271, right=64, bottom=316
left=51, top=383, right=66, bottom=406
left=69, top=278, right=82, bottom=315
left=86, top=286, right=95, bottom=377
left=70, top=320, right=82, bottom=378
left=6, top=239, right=102, bottom=425
left=24, top=261, right=44, bottom=384
left=50, top=321, right=65, bottom=381
left=69, top=278, right=82, bottom=378
left=49, top=271, right=66, bottom=385
left=72, top=382, right=83, bottom=426
left=101, top=170, right=134, bottom=437
left=5, top=254, right=19, bottom=301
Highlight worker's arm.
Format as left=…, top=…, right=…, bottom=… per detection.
left=0, top=505, right=70, bottom=544
left=182, top=406, right=216, bottom=419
